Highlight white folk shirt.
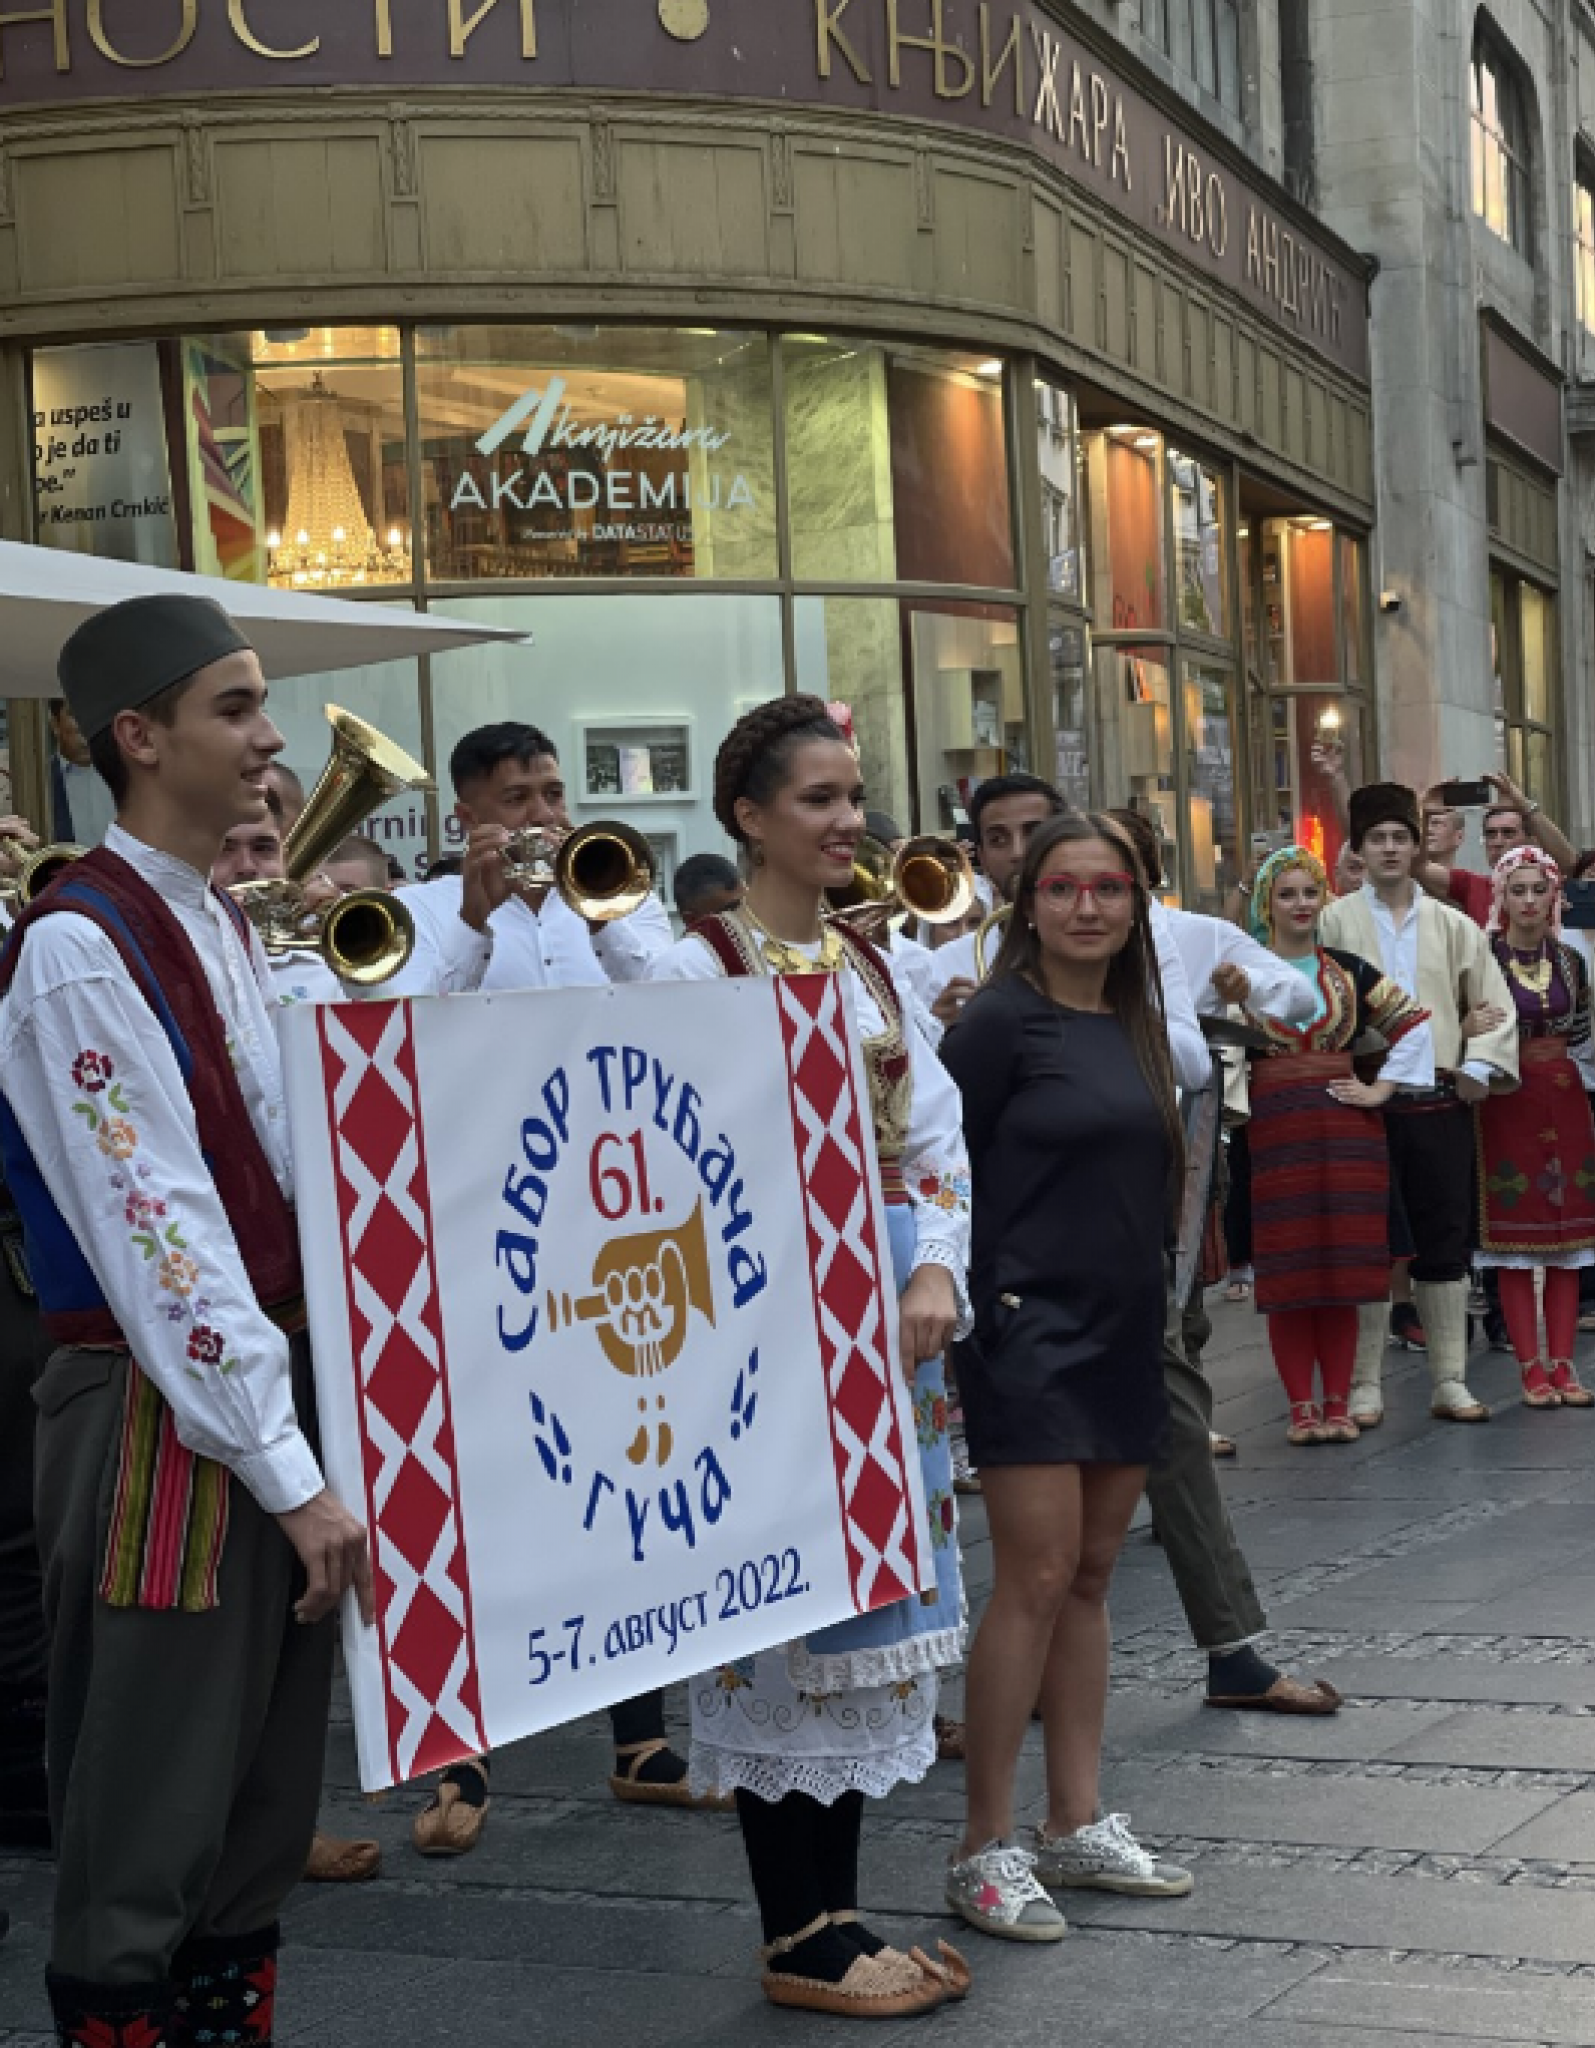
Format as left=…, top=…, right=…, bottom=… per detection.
left=269, top=905, right=493, bottom=1008
left=1161, top=907, right=1318, bottom=1027
left=0, top=824, right=322, bottom=1515
left=922, top=899, right=1211, bottom=1093
left=395, top=873, right=672, bottom=994
left=1361, top=885, right=1493, bottom=1094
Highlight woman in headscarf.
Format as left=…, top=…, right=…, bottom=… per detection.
left=1243, top=847, right=1428, bottom=1444
left=1474, top=846, right=1595, bottom=1408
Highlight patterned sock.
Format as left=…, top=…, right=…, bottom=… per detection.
left=169, top=1924, right=279, bottom=2046
left=46, top=1970, right=173, bottom=2047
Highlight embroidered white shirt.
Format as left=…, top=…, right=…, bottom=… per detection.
left=0, top=825, right=323, bottom=1515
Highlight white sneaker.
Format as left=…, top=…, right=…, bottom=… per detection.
left=945, top=1840, right=1068, bottom=1941
left=950, top=1431, right=981, bottom=1495
left=1030, top=1814, right=1194, bottom=1897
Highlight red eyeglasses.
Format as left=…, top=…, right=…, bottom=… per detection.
left=1035, top=872, right=1137, bottom=911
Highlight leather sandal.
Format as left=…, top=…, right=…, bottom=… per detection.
left=304, top=1830, right=382, bottom=1882
left=412, top=1758, right=490, bottom=1857
left=1319, top=1402, right=1360, bottom=1445
left=1205, top=1674, right=1343, bottom=1715
left=610, top=1737, right=733, bottom=1811
left=759, top=1916, right=947, bottom=2018
left=1286, top=1401, right=1325, bottom=1447
left=1521, top=1360, right=1561, bottom=1409
left=909, top=1940, right=972, bottom=2001
left=1548, top=1360, right=1595, bottom=1408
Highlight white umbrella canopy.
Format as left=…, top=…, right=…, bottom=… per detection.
left=0, top=540, right=526, bottom=697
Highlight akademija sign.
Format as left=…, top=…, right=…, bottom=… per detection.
left=0, top=0, right=1369, bottom=380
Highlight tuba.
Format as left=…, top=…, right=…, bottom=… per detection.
left=232, top=705, right=433, bottom=986
left=828, top=834, right=978, bottom=929
left=0, top=840, right=88, bottom=907
left=502, top=819, right=656, bottom=925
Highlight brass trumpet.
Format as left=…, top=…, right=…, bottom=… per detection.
left=828, top=834, right=978, bottom=928
left=232, top=704, right=432, bottom=987
left=502, top=819, right=656, bottom=924
left=0, top=841, right=88, bottom=907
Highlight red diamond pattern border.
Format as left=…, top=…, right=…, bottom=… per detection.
left=773, top=973, right=923, bottom=1613
left=316, top=1001, right=487, bottom=1786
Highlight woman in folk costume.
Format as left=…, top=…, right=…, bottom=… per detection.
left=1242, top=848, right=1429, bottom=1445
left=1475, top=846, right=1595, bottom=1408
left=647, top=696, right=972, bottom=2019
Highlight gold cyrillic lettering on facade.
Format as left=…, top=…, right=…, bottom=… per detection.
left=1298, top=247, right=1313, bottom=324
left=816, top=0, right=872, bottom=82
left=1278, top=229, right=1298, bottom=313
left=1030, top=26, right=1063, bottom=139
left=1067, top=59, right=1088, bottom=155
left=1088, top=72, right=1107, bottom=167
left=375, top=0, right=393, bottom=57
left=228, top=0, right=318, bottom=58
left=0, top=1, right=66, bottom=77
left=1245, top=205, right=1261, bottom=288
left=448, top=0, right=536, bottom=59
left=886, top=0, right=973, bottom=98
left=1110, top=99, right=1131, bottom=189
left=979, top=4, right=1022, bottom=113
left=1206, top=172, right=1227, bottom=255
left=1163, top=135, right=1186, bottom=232
left=1263, top=216, right=1280, bottom=299
left=88, top=0, right=196, bottom=66
left=1188, top=156, right=1205, bottom=242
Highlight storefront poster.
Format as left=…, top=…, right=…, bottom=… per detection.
left=31, top=342, right=179, bottom=568
left=281, top=976, right=930, bottom=1793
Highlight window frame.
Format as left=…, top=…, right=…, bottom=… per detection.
left=1576, top=151, right=1595, bottom=336
left=1470, top=25, right=1533, bottom=256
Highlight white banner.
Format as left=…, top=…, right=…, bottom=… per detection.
left=282, top=976, right=931, bottom=1793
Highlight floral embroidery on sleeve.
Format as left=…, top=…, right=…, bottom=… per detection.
left=915, top=1166, right=972, bottom=1216
left=70, top=1048, right=241, bottom=1379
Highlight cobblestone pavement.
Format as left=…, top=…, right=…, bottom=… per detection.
left=4, top=1299, right=1595, bottom=2045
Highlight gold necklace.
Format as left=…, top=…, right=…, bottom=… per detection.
left=1506, top=946, right=1553, bottom=999
left=740, top=903, right=846, bottom=977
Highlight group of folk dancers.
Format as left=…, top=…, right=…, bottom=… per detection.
left=0, top=591, right=1575, bottom=2041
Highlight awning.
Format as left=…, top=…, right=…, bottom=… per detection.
left=0, top=541, right=525, bottom=698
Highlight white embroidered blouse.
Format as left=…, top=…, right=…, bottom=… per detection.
left=0, top=825, right=323, bottom=1517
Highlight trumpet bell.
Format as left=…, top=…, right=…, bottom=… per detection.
left=2, top=842, right=89, bottom=906
left=973, top=903, right=1013, bottom=980
left=322, top=889, right=416, bottom=988
left=283, top=705, right=433, bottom=886
left=555, top=820, right=656, bottom=924
left=893, top=836, right=977, bottom=927
left=827, top=836, right=894, bottom=914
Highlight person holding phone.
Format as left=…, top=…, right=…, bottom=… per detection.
left=1418, top=774, right=1577, bottom=928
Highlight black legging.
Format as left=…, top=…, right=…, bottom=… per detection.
left=1223, top=1126, right=1253, bottom=1270
left=735, top=1790, right=866, bottom=1942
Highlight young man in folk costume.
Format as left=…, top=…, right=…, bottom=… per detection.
left=1319, top=782, right=1520, bottom=1426
left=393, top=721, right=715, bottom=1854
left=0, top=596, right=374, bottom=2047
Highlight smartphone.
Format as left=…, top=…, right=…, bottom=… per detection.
left=1438, top=778, right=1494, bottom=809
left=1564, top=880, right=1595, bottom=930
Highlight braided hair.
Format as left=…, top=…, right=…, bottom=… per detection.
left=712, top=694, right=849, bottom=845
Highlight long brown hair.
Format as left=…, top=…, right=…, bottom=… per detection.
left=987, top=812, right=1184, bottom=1174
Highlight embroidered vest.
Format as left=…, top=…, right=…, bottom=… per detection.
left=0, top=849, right=304, bottom=1612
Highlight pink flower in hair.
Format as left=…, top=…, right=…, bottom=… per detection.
left=826, top=701, right=858, bottom=751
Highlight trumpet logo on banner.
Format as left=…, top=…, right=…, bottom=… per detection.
left=502, top=1043, right=769, bottom=1567
left=547, top=1195, right=717, bottom=1468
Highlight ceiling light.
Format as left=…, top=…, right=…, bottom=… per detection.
left=975, top=360, right=1003, bottom=379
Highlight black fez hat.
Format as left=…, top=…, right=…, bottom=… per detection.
left=58, top=594, right=254, bottom=741
left=1347, top=781, right=1422, bottom=851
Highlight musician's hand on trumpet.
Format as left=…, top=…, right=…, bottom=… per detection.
left=0, top=815, right=40, bottom=885
left=460, top=823, right=517, bottom=931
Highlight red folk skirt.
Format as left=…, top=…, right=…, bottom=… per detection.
left=1476, top=1038, right=1595, bottom=1259
left=1249, top=1051, right=1393, bottom=1313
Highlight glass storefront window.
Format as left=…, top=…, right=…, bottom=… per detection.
left=1182, top=660, right=1240, bottom=913
left=428, top=593, right=784, bottom=897
left=1520, top=583, right=1551, bottom=727
left=1091, top=428, right=1165, bottom=633
left=1094, top=643, right=1175, bottom=875
left=1036, top=378, right=1085, bottom=602
left=783, top=340, right=1014, bottom=588
left=417, top=327, right=777, bottom=584
left=1168, top=448, right=1228, bottom=639
left=908, top=604, right=1027, bottom=833
left=252, top=329, right=411, bottom=591
left=1259, top=517, right=1339, bottom=684
left=1253, top=692, right=1365, bottom=872
left=1048, top=615, right=1091, bottom=815
left=32, top=340, right=182, bottom=570
left=1339, top=532, right=1366, bottom=684
left=1493, top=569, right=1558, bottom=809
left=793, top=597, right=910, bottom=831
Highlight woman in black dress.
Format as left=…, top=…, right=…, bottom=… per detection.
left=941, top=813, right=1192, bottom=1943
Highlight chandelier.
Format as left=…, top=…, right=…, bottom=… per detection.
left=266, top=372, right=410, bottom=589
